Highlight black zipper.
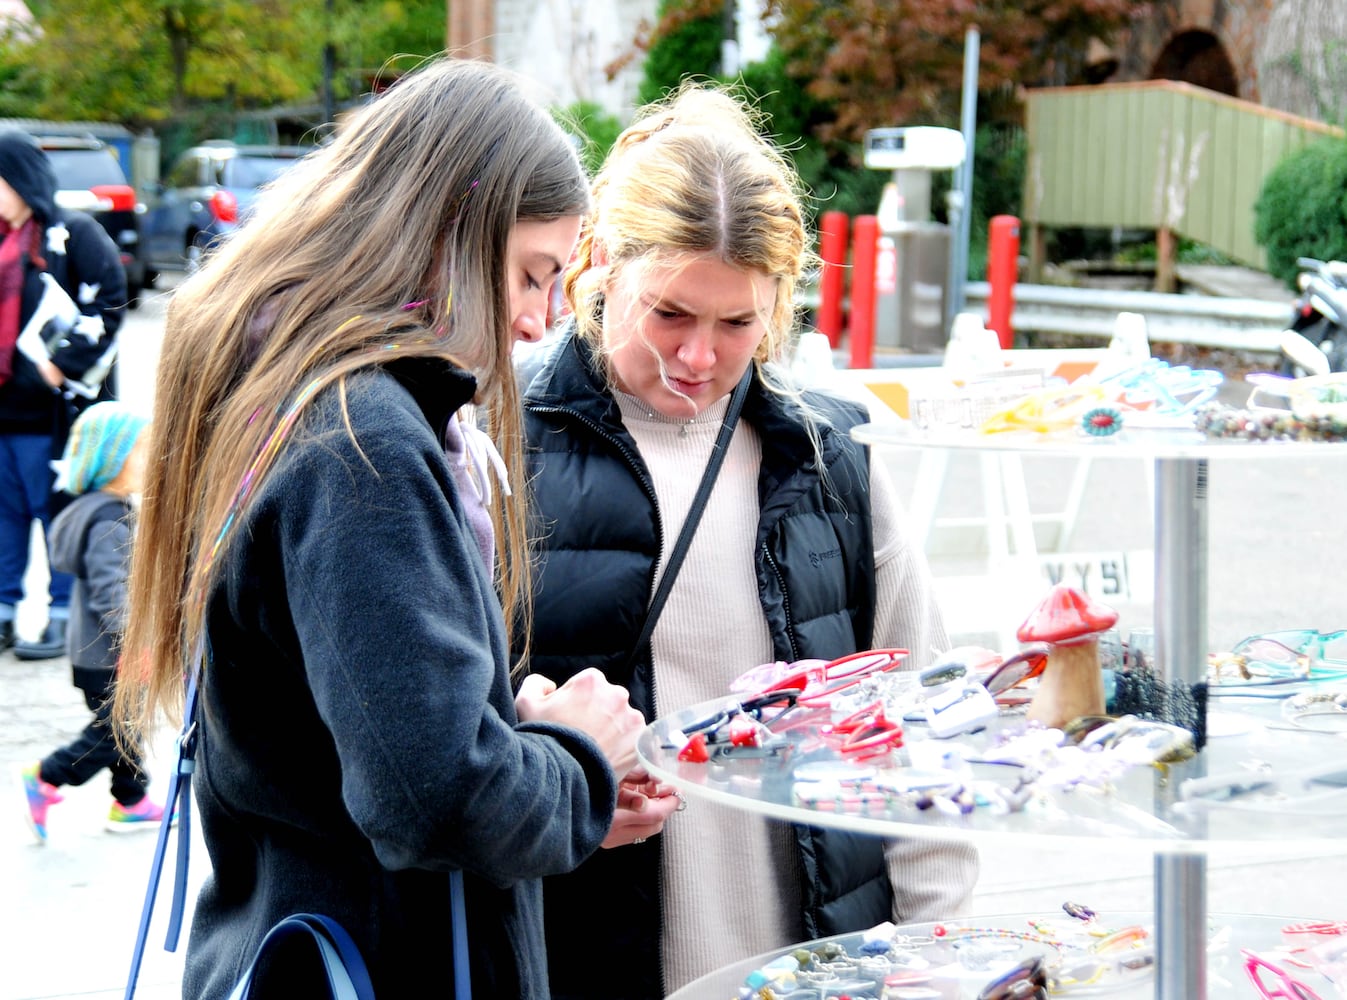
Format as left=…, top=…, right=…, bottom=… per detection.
left=761, top=541, right=801, bottom=662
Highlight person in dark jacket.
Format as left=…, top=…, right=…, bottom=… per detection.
left=519, top=83, right=979, bottom=999
left=20, top=401, right=165, bottom=843
left=111, top=58, right=648, bottom=999
left=0, top=127, right=126, bottom=660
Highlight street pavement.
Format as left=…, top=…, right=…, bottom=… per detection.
left=3, top=275, right=1346, bottom=999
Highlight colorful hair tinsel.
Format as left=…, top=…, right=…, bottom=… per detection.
left=196, top=315, right=364, bottom=607
left=449, top=179, right=479, bottom=222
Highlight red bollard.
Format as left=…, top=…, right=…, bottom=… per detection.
left=849, top=215, right=879, bottom=369
left=816, top=211, right=849, bottom=347
left=987, top=215, right=1020, bottom=350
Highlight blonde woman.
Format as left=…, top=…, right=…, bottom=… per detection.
left=520, top=83, right=979, bottom=998
left=115, top=58, right=646, bottom=998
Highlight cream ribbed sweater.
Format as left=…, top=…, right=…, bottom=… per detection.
left=612, top=393, right=980, bottom=995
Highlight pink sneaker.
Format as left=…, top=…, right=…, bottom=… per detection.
left=20, top=763, right=64, bottom=844
left=105, top=796, right=167, bottom=833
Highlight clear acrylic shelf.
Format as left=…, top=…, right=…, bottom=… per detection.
left=665, top=911, right=1339, bottom=999
left=636, top=695, right=1347, bottom=851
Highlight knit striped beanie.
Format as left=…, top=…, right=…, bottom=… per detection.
left=59, top=401, right=149, bottom=494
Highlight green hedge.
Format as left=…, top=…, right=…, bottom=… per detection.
left=1254, top=137, right=1347, bottom=287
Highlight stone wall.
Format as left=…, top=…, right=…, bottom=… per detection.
left=494, top=0, right=657, bottom=115
left=1112, top=0, right=1345, bottom=124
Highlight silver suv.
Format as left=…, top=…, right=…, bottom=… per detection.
left=141, top=140, right=311, bottom=272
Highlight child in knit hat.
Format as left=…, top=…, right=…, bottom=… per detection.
left=20, top=401, right=166, bottom=841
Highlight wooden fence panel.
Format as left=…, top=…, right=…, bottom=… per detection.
left=1022, top=81, right=1344, bottom=270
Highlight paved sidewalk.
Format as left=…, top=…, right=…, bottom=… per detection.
left=2, top=648, right=202, bottom=1000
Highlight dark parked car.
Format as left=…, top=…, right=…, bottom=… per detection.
left=141, top=141, right=311, bottom=272
left=38, top=134, right=148, bottom=307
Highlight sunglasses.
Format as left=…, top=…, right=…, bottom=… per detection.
left=1176, top=759, right=1347, bottom=816
left=1280, top=688, right=1347, bottom=732
left=978, top=955, right=1048, bottom=999
left=1209, top=629, right=1347, bottom=689
left=672, top=688, right=801, bottom=762
left=821, top=700, right=904, bottom=758
left=980, top=644, right=1051, bottom=701
left=1098, top=358, right=1223, bottom=414
left=1243, top=948, right=1326, bottom=1000
left=1069, top=714, right=1196, bottom=765
left=730, top=648, right=910, bottom=707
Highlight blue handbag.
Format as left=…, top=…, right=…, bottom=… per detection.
left=225, top=913, right=375, bottom=1000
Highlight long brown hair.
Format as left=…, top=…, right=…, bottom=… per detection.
left=116, top=57, right=588, bottom=738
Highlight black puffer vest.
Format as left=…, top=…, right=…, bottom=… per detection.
left=519, top=332, right=893, bottom=999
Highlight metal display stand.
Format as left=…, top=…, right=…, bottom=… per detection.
left=635, top=422, right=1347, bottom=1000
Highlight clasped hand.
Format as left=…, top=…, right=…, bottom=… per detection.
left=601, top=768, right=683, bottom=849
left=515, top=668, right=683, bottom=848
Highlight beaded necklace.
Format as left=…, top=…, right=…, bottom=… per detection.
left=615, top=389, right=726, bottom=436
left=1193, top=401, right=1347, bottom=442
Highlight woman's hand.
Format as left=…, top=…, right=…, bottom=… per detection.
left=36, top=358, right=63, bottom=389
left=600, top=770, right=685, bottom=848
left=516, top=668, right=647, bottom=776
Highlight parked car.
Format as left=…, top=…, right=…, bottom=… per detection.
left=141, top=141, right=311, bottom=273
left=37, top=134, right=148, bottom=307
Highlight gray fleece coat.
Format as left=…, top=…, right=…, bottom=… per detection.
left=47, top=489, right=131, bottom=688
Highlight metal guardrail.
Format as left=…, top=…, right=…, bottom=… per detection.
left=799, top=278, right=1291, bottom=353
left=961, top=281, right=1290, bottom=353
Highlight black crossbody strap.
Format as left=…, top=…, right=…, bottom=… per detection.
left=625, top=369, right=752, bottom=669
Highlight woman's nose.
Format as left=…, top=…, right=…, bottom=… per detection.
left=677, top=328, right=715, bottom=370
left=514, top=302, right=546, bottom=343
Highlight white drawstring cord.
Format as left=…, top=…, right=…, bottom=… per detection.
left=455, top=410, right=511, bottom=505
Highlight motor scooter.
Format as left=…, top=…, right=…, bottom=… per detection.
left=1281, top=257, right=1347, bottom=375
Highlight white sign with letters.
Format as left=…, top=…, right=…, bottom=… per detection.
left=1036, top=550, right=1154, bottom=604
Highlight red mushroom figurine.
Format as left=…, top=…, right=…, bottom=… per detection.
left=1016, top=583, right=1120, bottom=728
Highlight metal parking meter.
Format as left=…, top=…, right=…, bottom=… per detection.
left=864, top=126, right=966, bottom=352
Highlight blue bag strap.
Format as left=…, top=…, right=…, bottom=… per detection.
left=450, top=868, right=471, bottom=999
left=123, top=645, right=203, bottom=1000
left=226, top=913, right=376, bottom=1000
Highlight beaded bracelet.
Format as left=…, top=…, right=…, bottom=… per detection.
left=933, top=924, right=1065, bottom=950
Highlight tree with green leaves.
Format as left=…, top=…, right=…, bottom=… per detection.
left=636, top=0, right=724, bottom=107
left=0, top=0, right=446, bottom=129
left=555, top=100, right=625, bottom=178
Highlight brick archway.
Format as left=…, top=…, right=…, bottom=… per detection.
left=1149, top=29, right=1240, bottom=96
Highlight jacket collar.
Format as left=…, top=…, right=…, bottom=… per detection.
left=383, top=355, right=478, bottom=441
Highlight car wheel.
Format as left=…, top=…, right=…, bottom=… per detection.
left=125, top=282, right=141, bottom=310
left=186, top=243, right=203, bottom=273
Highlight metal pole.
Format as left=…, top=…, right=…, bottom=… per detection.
left=1152, top=456, right=1209, bottom=998
left=946, top=26, right=980, bottom=333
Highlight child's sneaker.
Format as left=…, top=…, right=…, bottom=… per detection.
left=20, top=763, right=63, bottom=844
left=105, top=796, right=167, bottom=833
